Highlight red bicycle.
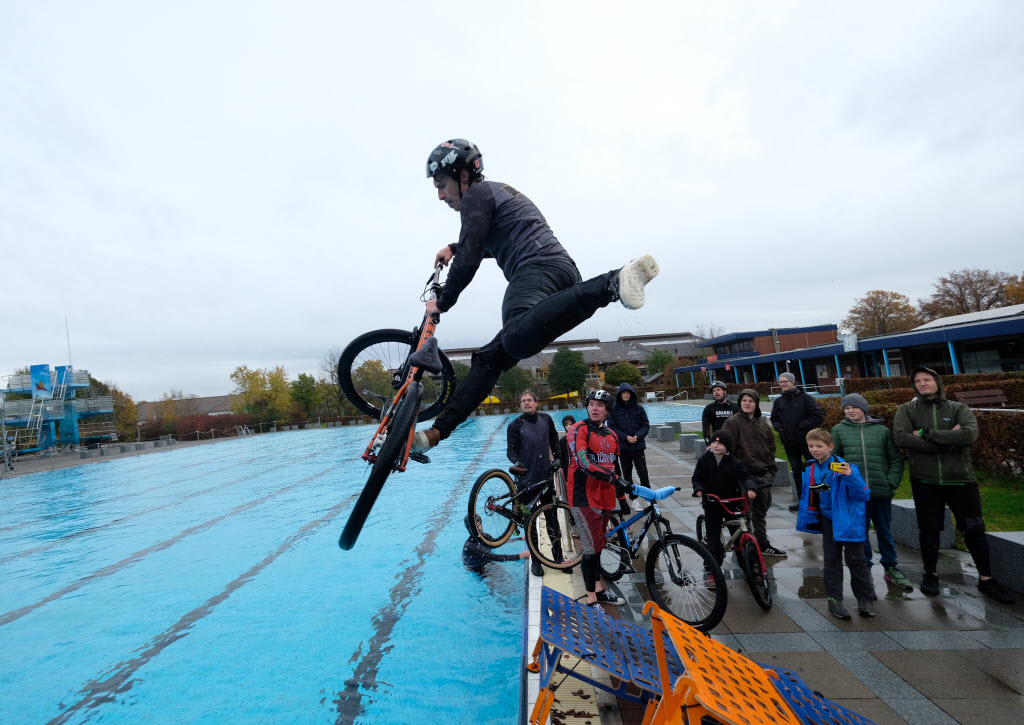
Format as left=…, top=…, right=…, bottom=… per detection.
left=336, top=262, right=457, bottom=550
left=695, top=493, right=773, bottom=610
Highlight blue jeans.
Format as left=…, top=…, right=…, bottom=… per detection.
left=863, top=497, right=897, bottom=569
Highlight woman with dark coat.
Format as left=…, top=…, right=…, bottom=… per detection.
left=607, top=382, right=651, bottom=488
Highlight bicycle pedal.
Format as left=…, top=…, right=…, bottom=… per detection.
left=408, top=452, right=431, bottom=464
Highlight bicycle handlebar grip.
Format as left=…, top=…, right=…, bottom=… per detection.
left=631, top=484, right=677, bottom=501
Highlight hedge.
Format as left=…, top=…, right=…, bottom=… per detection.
left=844, top=371, right=1024, bottom=394
left=816, top=398, right=1022, bottom=477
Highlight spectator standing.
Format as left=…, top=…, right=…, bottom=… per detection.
left=702, top=380, right=739, bottom=440
left=831, top=394, right=911, bottom=591
left=558, top=415, right=576, bottom=483
left=771, top=372, right=824, bottom=512
left=723, top=389, right=786, bottom=557
left=892, top=366, right=1014, bottom=603
left=607, top=382, right=651, bottom=488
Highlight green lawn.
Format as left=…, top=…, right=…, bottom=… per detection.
left=771, top=431, right=1023, bottom=533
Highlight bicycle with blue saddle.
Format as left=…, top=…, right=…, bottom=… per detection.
left=590, top=482, right=727, bottom=632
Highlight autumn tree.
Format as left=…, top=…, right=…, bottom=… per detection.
left=107, top=383, right=138, bottom=441
left=451, top=361, right=470, bottom=388
left=604, top=362, right=642, bottom=388
left=1005, top=272, right=1024, bottom=305
left=841, top=290, right=921, bottom=336
left=318, top=348, right=349, bottom=416
left=497, top=366, right=532, bottom=400
left=289, top=373, right=321, bottom=419
left=547, top=346, right=587, bottom=397
left=917, top=268, right=1011, bottom=321
left=644, top=349, right=674, bottom=375
left=230, top=365, right=291, bottom=423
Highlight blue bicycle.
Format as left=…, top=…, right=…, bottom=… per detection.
left=599, top=483, right=727, bottom=632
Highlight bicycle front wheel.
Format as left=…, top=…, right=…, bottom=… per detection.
left=525, top=503, right=583, bottom=570
left=645, top=533, right=727, bottom=632
left=743, top=540, right=773, bottom=610
left=467, top=469, right=518, bottom=547
left=338, top=328, right=455, bottom=421
left=338, top=382, right=423, bottom=550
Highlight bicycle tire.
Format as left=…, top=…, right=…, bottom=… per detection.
left=599, top=515, right=630, bottom=581
left=338, top=381, right=423, bottom=550
left=338, top=328, right=455, bottom=422
left=742, top=540, right=773, bottom=610
left=695, top=513, right=706, bottom=545
left=467, top=469, right=518, bottom=548
left=645, top=533, right=727, bottom=633
left=525, top=502, right=583, bottom=570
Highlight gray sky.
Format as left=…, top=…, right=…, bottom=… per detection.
left=2, top=2, right=1022, bottom=401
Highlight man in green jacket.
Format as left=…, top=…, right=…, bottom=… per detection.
left=893, top=366, right=1014, bottom=603
left=832, top=394, right=910, bottom=590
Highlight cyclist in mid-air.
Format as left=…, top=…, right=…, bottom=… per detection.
left=413, top=139, right=660, bottom=454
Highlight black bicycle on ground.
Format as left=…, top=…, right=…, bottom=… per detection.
left=594, top=483, right=727, bottom=632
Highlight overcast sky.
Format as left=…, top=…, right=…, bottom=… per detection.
left=2, top=2, right=1022, bottom=401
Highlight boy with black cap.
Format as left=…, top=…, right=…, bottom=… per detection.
left=692, top=429, right=758, bottom=570
left=831, top=393, right=910, bottom=590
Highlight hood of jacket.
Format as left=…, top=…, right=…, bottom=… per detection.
left=615, top=382, right=639, bottom=407
left=911, top=366, right=946, bottom=404
left=737, top=388, right=762, bottom=419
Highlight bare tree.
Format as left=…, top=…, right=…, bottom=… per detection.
left=917, top=268, right=1011, bottom=321
left=319, top=348, right=349, bottom=415
left=694, top=322, right=726, bottom=358
left=1005, top=271, right=1024, bottom=306
left=841, top=290, right=921, bottom=336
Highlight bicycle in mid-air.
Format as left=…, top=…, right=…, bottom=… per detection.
left=533, top=482, right=727, bottom=632
left=336, top=262, right=457, bottom=550
left=468, top=464, right=583, bottom=570
left=695, top=492, right=773, bottom=610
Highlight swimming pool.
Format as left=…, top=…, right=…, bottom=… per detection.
left=0, top=403, right=703, bottom=723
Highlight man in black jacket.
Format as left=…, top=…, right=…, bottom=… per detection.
left=702, top=380, right=739, bottom=440
left=607, top=383, right=651, bottom=488
left=770, top=372, right=824, bottom=512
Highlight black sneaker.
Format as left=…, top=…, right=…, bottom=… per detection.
left=920, top=572, right=940, bottom=596
left=761, top=544, right=788, bottom=558
left=596, top=589, right=625, bottom=606
left=978, top=578, right=1016, bottom=604
left=587, top=601, right=605, bottom=613
left=828, top=597, right=852, bottom=620
left=857, top=599, right=876, bottom=617
left=531, top=559, right=544, bottom=578
left=788, top=504, right=800, bottom=512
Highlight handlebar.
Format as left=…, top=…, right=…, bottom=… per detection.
left=631, top=484, right=679, bottom=501
left=700, top=492, right=751, bottom=515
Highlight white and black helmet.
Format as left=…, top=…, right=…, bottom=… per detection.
left=709, top=380, right=728, bottom=392
left=586, top=389, right=614, bottom=409
left=425, top=139, right=483, bottom=180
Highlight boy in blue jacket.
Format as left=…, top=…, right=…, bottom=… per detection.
left=801, top=428, right=877, bottom=620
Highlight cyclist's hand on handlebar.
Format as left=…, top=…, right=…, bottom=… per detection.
left=694, top=490, right=703, bottom=498
left=509, top=465, right=527, bottom=476
left=618, top=498, right=631, bottom=516
left=434, top=245, right=454, bottom=267
left=612, top=476, right=632, bottom=498
left=425, top=299, right=441, bottom=317
left=747, top=489, right=757, bottom=500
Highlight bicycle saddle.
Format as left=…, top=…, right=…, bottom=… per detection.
left=408, top=336, right=443, bottom=375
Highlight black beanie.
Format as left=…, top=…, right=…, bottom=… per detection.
left=709, top=429, right=733, bottom=452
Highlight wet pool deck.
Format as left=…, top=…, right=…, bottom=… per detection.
left=529, top=429, right=1024, bottom=725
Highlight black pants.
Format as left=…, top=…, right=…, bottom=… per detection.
left=434, top=258, right=616, bottom=439
left=619, top=449, right=650, bottom=488
left=912, top=478, right=991, bottom=577
left=822, top=516, right=876, bottom=603
left=701, top=505, right=738, bottom=567
left=783, top=441, right=812, bottom=498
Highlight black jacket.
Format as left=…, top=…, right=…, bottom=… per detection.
left=607, top=383, right=650, bottom=451
left=691, top=451, right=757, bottom=499
left=770, top=386, right=824, bottom=446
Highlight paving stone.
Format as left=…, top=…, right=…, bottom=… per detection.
left=752, top=651, right=876, bottom=699
left=933, top=697, right=1024, bottom=724
left=734, top=632, right=823, bottom=652
left=881, top=630, right=988, bottom=650
left=872, top=650, right=1019, bottom=699
left=965, top=629, right=1024, bottom=648
left=808, top=631, right=905, bottom=652
left=879, top=598, right=991, bottom=632
left=709, top=602, right=803, bottom=634
left=829, top=698, right=907, bottom=725
left=957, top=649, right=1024, bottom=694
left=829, top=651, right=921, bottom=699
left=880, top=697, right=958, bottom=725
left=805, top=599, right=916, bottom=632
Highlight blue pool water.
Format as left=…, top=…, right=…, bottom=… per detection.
left=0, top=403, right=703, bottom=724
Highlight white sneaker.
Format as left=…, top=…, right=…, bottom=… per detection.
left=411, top=430, right=439, bottom=453
left=615, top=254, right=660, bottom=310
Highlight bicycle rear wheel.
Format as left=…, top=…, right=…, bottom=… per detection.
left=525, top=502, right=583, bottom=570
left=695, top=513, right=706, bottom=545
left=743, top=540, right=773, bottom=610
left=600, top=515, right=630, bottom=581
left=338, top=328, right=455, bottom=421
left=645, top=533, right=727, bottom=633
left=338, top=382, right=423, bottom=550
left=467, top=469, right=518, bottom=547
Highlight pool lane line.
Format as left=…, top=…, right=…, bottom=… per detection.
left=45, top=489, right=363, bottom=725
left=333, top=419, right=510, bottom=724
left=0, top=448, right=329, bottom=565
left=0, top=458, right=359, bottom=628
left=0, top=440, right=327, bottom=536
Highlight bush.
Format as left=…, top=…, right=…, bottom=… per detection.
left=605, top=362, right=641, bottom=388
left=845, top=371, right=1024, bottom=394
